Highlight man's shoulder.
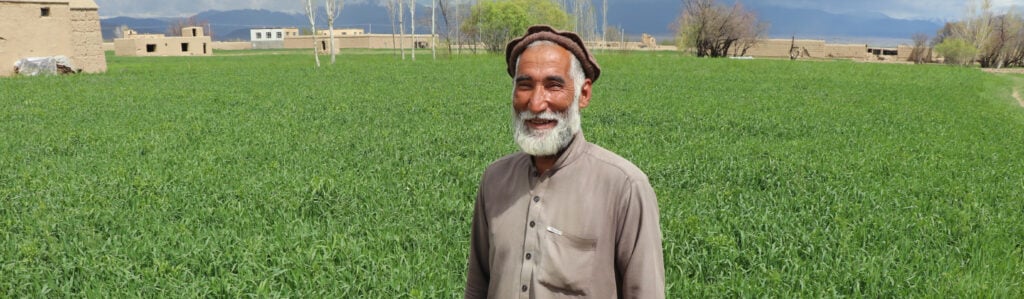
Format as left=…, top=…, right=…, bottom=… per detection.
left=482, top=152, right=529, bottom=178
left=486, top=152, right=528, bottom=169
left=579, top=142, right=651, bottom=185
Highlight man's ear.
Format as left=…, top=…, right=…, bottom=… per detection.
left=578, top=78, right=593, bottom=108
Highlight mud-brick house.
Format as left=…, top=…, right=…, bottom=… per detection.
left=0, top=0, right=107, bottom=76
left=114, top=26, right=212, bottom=57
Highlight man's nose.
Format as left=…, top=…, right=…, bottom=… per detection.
left=527, top=90, right=548, bottom=113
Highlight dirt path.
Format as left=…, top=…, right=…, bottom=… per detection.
left=984, top=69, right=1024, bottom=107
left=1015, top=87, right=1024, bottom=107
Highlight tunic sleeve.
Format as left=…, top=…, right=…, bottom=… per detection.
left=464, top=185, right=491, bottom=298
left=615, top=179, right=665, bottom=299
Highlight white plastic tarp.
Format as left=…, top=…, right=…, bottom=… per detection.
left=13, top=56, right=75, bottom=76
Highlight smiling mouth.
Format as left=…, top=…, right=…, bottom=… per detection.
left=526, top=118, right=557, bottom=129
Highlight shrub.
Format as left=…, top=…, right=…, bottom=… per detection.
left=934, top=38, right=978, bottom=66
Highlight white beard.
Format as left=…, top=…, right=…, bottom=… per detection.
left=513, top=97, right=581, bottom=156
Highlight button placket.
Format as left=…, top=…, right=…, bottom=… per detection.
left=520, top=189, right=543, bottom=298
left=520, top=179, right=547, bottom=297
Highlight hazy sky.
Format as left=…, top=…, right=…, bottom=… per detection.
left=95, top=0, right=1018, bottom=20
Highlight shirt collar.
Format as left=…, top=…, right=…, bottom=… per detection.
left=528, top=131, right=587, bottom=177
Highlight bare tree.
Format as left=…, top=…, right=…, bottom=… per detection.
left=409, top=0, right=417, bottom=60
left=602, top=0, right=608, bottom=43
left=386, top=0, right=399, bottom=56
left=305, top=0, right=321, bottom=68
left=676, top=0, right=767, bottom=58
left=113, top=24, right=131, bottom=39
left=979, top=13, right=1021, bottom=68
left=935, top=0, right=1024, bottom=68
left=456, top=1, right=463, bottom=54
left=325, top=0, right=344, bottom=64
left=400, top=0, right=406, bottom=60
left=789, top=35, right=798, bottom=60
left=955, top=0, right=995, bottom=54
left=167, top=16, right=209, bottom=37
left=571, top=0, right=598, bottom=41
left=909, top=33, right=930, bottom=64
left=604, top=25, right=624, bottom=45
left=1007, top=13, right=1024, bottom=67
left=432, top=0, right=437, bottom=59
left=438, top=0, right=470, bottom=54
left=732, top=17, right=766, bottom=56
left=438, top=0, right=453, bottom=55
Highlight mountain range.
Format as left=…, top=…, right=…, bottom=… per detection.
left=100, top=2, right=945, bottom=46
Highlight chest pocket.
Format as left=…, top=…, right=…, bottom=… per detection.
left=537, top=226, right=597, bottom=296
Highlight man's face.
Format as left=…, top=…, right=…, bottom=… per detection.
left=512, top=43, right=591, bottom=156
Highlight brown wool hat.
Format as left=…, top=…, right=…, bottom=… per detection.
left=505, top=25, right=601, bottom=83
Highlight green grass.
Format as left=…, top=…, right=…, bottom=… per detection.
left=1, top=51, right=1022, bottom=297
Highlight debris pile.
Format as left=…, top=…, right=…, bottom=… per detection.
left=13, top=56, right=78, bottom=76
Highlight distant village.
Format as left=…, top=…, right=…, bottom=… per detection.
left=3, top=0, right=941, bottom=77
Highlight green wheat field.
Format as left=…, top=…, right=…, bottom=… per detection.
left=2, top=50, right=1023, bottom=297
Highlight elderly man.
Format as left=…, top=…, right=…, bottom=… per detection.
left=464, top=25, right=665, bottom=298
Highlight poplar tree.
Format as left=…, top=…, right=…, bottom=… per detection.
left=400, top=0, right=406, bottom=59
left=304, top=0, right=321, bottom=67
left=409, top=0, right=417, bottom=60
left=386, top=0, right=399, bottom=56
left=325, top=0, right=344, bottom=64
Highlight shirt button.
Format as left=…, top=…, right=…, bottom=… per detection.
left=525, top=253, right=532, bottom=260
left=533, top=196, right=540, bottom=202
left=529, top=221, right=536, bottom=228
left=522, top=285, right=528, bottom=292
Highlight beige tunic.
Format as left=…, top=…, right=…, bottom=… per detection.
left=465, top=133, right=665, bottom=298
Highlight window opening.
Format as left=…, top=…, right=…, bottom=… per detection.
left=181, top=43, right=189, bottom=52
left=41, top=7, right=50, bottom=17
left=146, top=44, right=156, bottom=52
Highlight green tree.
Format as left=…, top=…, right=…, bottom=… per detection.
left=462, top=0, right=570, bottom=52
left=519, top=0, right=569, bottom=30
left=934, top=38, right=979, bottom=66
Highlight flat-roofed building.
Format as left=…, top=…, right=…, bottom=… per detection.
left=721, top=39, right=869, bottom=60
left=114, top=26, right=212, bottom=56
left=317, top=28, right=365, bottom=36
left=0, top=0, right=107, bottom=76
left=250, top=27, right=299, bottom=49
left=284, top=33, right=436, bottom=53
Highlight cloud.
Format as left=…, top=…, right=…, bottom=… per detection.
left=95, top=0, right=421, bottom=17
left=752, top=0, right=1020, bottom=21
left=94, top=0, right=1023, bottom=20
left=95, top=0, right=320, bottom=17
